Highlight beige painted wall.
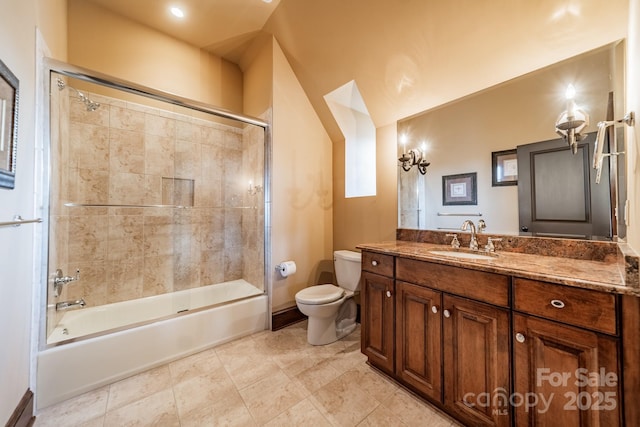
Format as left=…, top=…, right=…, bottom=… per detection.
left=67, top=0, right=243, bottom=112
left=269, top=39, right=334, bottom=311
left=332, top=124, right=397, bottom=251
left=243, top=35, right=335, bottom=311
left=36, top=0, right=68, bottom=60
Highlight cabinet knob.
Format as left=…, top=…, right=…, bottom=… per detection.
left=371, top=260, right=378, bottom=266
left=431, top=305, right=439, bottom=314
left=515, top=332, right=526, bottom=343
left=443, top=309, right=451, bottom=318
left=550, top=299, right=565, bottom=309
left=386, top=290, right=392, bottom=298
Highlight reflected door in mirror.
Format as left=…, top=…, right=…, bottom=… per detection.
left=517, top=133, right=612, bottom=240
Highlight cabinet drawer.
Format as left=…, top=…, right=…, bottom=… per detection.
left=362, top=251, right=394, bottom=277
left=513, top=278, right=617, bottom=335
left=396, top=258, right=509, bottom=307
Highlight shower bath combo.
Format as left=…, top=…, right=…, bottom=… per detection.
left=36, top=58, right=271, bottom=409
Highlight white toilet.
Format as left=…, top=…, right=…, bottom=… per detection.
left=295, top=250, right=362, bottom=345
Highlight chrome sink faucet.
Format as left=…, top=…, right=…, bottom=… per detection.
left=461, top=220, right=479, bottom=251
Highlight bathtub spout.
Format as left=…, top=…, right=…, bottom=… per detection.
left=56, top=299, right=86, bottom=311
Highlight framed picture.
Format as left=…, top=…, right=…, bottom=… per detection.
left=492, top=149, right=518, bottom=186
left=0, top=59, right=18, bottom=189
left=442, top=172, right=477, bottom=205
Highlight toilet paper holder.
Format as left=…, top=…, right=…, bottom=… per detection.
left=275, top=260, right=296, bottom=277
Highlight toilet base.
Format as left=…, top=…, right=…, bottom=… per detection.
left=305, top=298, right=357, bottom=346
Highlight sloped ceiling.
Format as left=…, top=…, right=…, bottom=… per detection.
left=84, top=0, right=628, bottom=141
left=84, top=0, right=282, bottom=62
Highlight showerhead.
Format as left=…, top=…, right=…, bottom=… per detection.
left=56, top=78, right=101, bottom=112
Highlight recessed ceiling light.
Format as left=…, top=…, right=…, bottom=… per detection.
left=262, top=0, right=273, bottom=3
left=170, top=6, right=185, bottom=18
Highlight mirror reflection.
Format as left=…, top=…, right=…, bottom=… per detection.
left=398, top=40, right=626, bottom=241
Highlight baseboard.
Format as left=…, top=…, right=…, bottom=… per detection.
left=5, top=389, right=35, bottom=427
left=272, top=306, right=306, bottom=331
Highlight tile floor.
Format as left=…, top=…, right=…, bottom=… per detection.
left=35, top=321, right=461, bottom=426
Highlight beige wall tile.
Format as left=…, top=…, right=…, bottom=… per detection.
left=69, top=122, right=109, bottom=171
left=107, top=215, right=144, bottom=260
left=68, top=214, right=108, bottom=264
left=145, top=134, right=175, bottom=177
left=145, top=113, right=176, bottom=138
left=76, top=169, right=109, bottom=204
left=143, top=255, right=174, bottom=296
left=107, top=258, right=144, bottom=303
left=110, top=105, right=145, bottom=132
left=109, top=128, right=144, bottom=174
left=51, top=91, right=264, bottom=317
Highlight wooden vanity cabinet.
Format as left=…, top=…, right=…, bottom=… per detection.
left=395, top=281, right=442, bottom=401
left=360, top=251, right=627, bottom=427
left=512, top=278, right=622, bottom=426
left=395, top=258, right=512, bottom=427
left=361, top=252, right=395, bottom=374
left=443, top=294, right=511, bottom=427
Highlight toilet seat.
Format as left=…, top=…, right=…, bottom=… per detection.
left=295, top=284, right=345, bottom=305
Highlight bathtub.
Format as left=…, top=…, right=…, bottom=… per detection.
left=36, top=280, right=268, bottom=409
left=47, top=279, right=264, bottom=344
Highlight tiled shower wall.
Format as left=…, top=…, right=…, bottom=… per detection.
left=47, top=79, right=264, bottom=334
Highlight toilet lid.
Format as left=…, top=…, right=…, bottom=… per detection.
left=296, top=284, right=345, bottom=305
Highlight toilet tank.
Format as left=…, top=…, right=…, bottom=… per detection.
left=334, top=250, right=362, bottom=291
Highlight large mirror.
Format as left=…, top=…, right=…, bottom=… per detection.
left=397, top=40, right=626, bottom=241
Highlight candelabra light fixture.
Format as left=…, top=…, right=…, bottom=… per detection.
left=555, top=84, right=589, bottom=154
left=398, top=135, right=430, bottom=175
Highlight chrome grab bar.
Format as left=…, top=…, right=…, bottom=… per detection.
left=0, top=215, right=43, bottom=228
left=437, top=212, right=483, bottom=217
left=64, top=202, right=191, bottom=209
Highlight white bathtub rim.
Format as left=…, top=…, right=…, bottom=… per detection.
left=46, top=290, right=265, bottom=347
left=36, top=294, right=268, bottom=410
left=43, top=280, right=265, bottom=349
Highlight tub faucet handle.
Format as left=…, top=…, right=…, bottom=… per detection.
left=54, top=268, right=80, bottom=297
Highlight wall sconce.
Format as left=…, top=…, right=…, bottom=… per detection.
left=398, top=137, right=430, bottom=174
left=555, top=84, right=589, bottom=154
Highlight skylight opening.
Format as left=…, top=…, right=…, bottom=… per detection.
left=324, top=81, right=377, bottom=198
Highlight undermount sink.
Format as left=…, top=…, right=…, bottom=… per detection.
left=428, top=250, right=496, bottom=260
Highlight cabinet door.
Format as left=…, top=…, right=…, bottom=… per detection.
left=361, top=271, right=394, bottom=373
left=395, top=281, right=442, bottom=402
left=513, top=314, right=621, bottom=427
left=443, top=295, right=511, bottom=427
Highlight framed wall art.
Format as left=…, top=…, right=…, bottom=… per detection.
left=0, top=58, right=19, bottom=189
left=492, top=149, right=518, bottom=186
left=442, top=172, right=477, bottom=205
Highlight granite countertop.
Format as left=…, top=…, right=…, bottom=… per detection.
left=357, top=240, right=640, bottom=297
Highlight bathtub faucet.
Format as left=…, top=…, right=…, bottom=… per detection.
left=56, top=299, right=86, bottom=311
left=53, top=268, right=80, bottom=297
